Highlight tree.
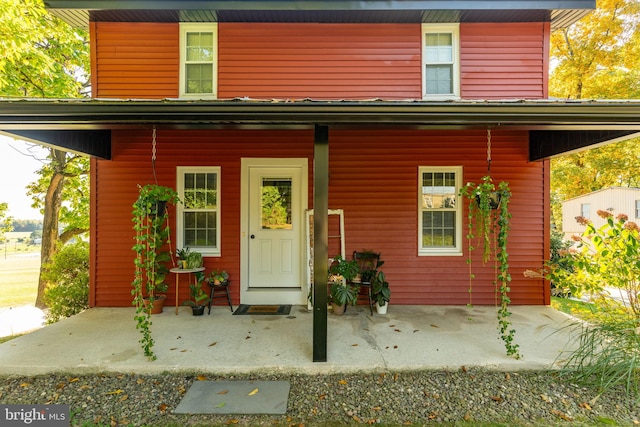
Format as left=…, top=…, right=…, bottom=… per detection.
left=0, top=202, right=14, bottom=243
left=549, top=0, right=640, bottom=228
left=0, top=0, right=90, bottom=308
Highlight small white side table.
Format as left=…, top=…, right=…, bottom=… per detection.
left=169, top=267, right=205, bottom=315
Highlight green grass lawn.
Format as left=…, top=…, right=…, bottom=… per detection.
left=0, top=232, right=41, bottom=307
left=550, top=296, right=604, bottom=323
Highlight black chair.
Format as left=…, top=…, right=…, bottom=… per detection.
left=352, top=251, right=381, bottom=315
left=208, top=280, right=233, bottom=314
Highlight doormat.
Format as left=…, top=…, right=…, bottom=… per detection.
left=233, top=304, right=292, bottom=315
left=174, top=380, right=290, bottom=415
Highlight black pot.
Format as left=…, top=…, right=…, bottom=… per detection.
left=149, top=200, right=167, bottom=217
left=476, top=192, right=502, bottom=210
left=191, top=305, right=205, bottom=316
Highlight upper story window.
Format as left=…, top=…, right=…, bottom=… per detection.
left=177, top=167, right=221, bottom=256
left=422, top=24, right=460, bottom=99
left=635, top=200, right=640, bottom=219
left=580, top=203, right=591, bottom=219
left=180, top=23, right=218, bottom=98
left=418, top=166, right=463, bottom=256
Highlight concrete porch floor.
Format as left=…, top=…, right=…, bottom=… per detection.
left=0, top=305, right=580, bottom=376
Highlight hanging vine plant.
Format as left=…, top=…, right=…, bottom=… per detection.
left=459, top=129, right=520, bottom=359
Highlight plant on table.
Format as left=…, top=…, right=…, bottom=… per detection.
left=209, top=269, right=229, bottom=285
left=176, top=247, right=191, bottom=269
left=131, top=183, right=179, bottom=360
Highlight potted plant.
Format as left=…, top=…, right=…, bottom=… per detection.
left=372, top=271, right=390, bottom=314
left=182, top=271, right=210, bottom=315
left=209, top=269, right=229, bottom=285
left=328, top=256, right=359, bottom=315
left=185, top=250, right=203, bottom=269
left=176, top=247, right=191, bottom=269
left=459, top=175, right=519, bottom=358
left=131, top=183, right=180, bottom=360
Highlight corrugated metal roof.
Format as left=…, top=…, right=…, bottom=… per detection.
left=45, top=0, right=594, bottom=29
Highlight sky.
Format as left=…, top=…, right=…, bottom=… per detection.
left=0, top=135, right=48, bottom=220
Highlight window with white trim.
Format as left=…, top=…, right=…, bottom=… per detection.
left=635, top=200, right=640, bottom=219
left=418, top=167, right=462, bottom=255
left=177, top=167, right=221, bottom=256
left=422, top=24, right=460, bottom=99
left=580, top=203, right=591, bottom=219
left=180, top=23, right=217, bottom=98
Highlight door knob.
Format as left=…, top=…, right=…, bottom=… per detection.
left=250, top=234, right=255, bottom=239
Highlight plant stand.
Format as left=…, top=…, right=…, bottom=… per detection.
left=170, top=267, right=205, bottom=315
left=208, top=280, right=233, bottom=314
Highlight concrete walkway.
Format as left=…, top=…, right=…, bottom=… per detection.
left=0, top=305, right=580, bottom=376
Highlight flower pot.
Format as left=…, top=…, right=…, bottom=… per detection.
left=149, top=200, right=167, bottom=217
left=144, top=294, right=166, bottom=314
left=476, top=192, right=502, bottom=210
left=180, top=260, right=188, bottom=269
left=331, top=303, right=346, bottom=315
left=191, top=305, right=205, bottom=316
left=375, top=302, right=388, bottom=314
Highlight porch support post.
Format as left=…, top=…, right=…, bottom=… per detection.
left=312, top=124, right=329, bottom=362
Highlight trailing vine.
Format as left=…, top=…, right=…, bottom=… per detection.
left=131, top=184, right=179, bottom=360
left=460, top=176, right=520, bottom=359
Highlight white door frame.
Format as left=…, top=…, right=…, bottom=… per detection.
left=240, top=158, right=308, bottom=305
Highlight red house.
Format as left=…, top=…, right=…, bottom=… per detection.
left=2, top=0, right=639, bottom=314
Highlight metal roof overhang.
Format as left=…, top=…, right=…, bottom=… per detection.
left=1, top=99, right=639, bottom=160
left=45, top=0, right=594, bottom=29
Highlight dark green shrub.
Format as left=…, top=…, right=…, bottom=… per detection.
left=42, top=241, right=89, bottom=324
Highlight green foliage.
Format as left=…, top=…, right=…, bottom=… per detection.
left=42, top=241, right=89, bottom=324
left=11, top=219, right=43, bottom=232
left=330, top=281, right=358, bottom=307
left=372, top=271, right=390, bottom=307
left=183, top=271, right=210, bottom=307
left=328, top=255, right=360, bottom=283
left=131, top=184, right=180, bottom=360
left=550, top=210, right=640, bottom=397
left=460, top=176, right=519, bottom=359
left=261, top=185, right=290, bottom=229
left=0, top=202, right=13, bottom=242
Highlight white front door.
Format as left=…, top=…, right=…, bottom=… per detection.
left=240, top=158, right=308, bottom=305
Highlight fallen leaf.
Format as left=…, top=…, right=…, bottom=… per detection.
left=69, top=377, right=80, bottom=383
left=20, top=382, right=29, bottom=388
left=158, top=403, right=168, bottom=412
left=218, top=390, right=229, bottom=395
left=389, top=324, right=395, bottom=327
left=225, top=420, right=239, bottom=425
left=632, top=419, right=640, bottom=425
left=245, top=336, right=251, bottom=340
left=106, top=389, right=124, bottom=395
left=352, top=344, right=358, bottom=347
left=491, top=396, right=503, bottom=402
left=413, top=329, right=420, bottom=333
left=580, top=402, right=592, bottom=410
left=248, top=388, right=259, bottom=396
left=197, top=375, right=207, bottom=381
left=464, top=413, right=472, bottom=421
left=56, top=382, right=66, bottom=390
left=394, top=329, right=401, bottom=332
left=393, top=373, right=399, bottom=381
left=119, top=394, right=129, bottom=402
left=339, top=379, right=348, bottom=385
left=80, top=385, right=91, bottom=390
left=551, top=409, right=573, bottom=421
left=178, top=386, right=187, bottom=394
left=393, top=345, right=398, bottom=349
left=110, top=416, right=117, bottom=427
left=461, top=366, right=467, bottom=373
left=505, top=373, right=511, bottom=380
left=431, top=324, right=439, bottom=328
left=318, top=394, right=326, bottom=400
left=540, top=394, right=551, bottom=403
left=180, top=349, right=188, bottom=352
left=169, top=348, right=177, bottom=351
left=209, top=342, right=217, bottom=347
left=372, top=406, right=381, bottom=411
left=117, top=375, right=124, bottom=379
left=215, top=402, right=226, bottom=408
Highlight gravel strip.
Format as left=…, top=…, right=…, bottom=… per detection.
left=1, top=369, right=639, bottom=426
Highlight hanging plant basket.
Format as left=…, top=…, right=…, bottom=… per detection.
left=476, top=191, right=502, bottom=210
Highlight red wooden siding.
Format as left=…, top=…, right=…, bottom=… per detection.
left=460, top=23, right=548, bottom=99
left=92, top=129, right=546, bottom=307
left=92, top=22, right=179, bottom=99
left=92, top=129, right=314, bottom=307
left=217, top=23, right=422, bottom=99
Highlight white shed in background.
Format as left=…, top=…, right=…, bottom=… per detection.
left=562, top=187, right=640, bottom=239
